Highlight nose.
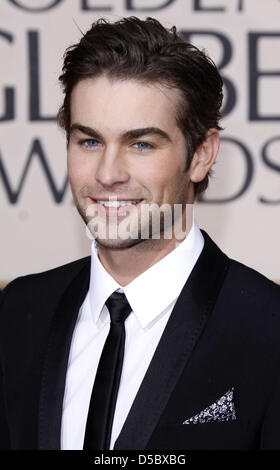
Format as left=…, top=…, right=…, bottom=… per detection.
left=95, top=145, right=130, bottom=187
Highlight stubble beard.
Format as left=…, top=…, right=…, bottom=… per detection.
left=77, top=203, right=189, bottom=251
left=73, top=182, right=192, bottom=250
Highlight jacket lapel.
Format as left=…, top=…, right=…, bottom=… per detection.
left=114, top=231, right=230, bottom=449
left=38, top=260, right=90, bottom=450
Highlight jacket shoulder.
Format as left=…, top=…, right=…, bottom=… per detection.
left=201, top=230, right=280, bottom=309
left=227, top=258, right=280, bottom=305
left=0, top=256, right=91, bottom=311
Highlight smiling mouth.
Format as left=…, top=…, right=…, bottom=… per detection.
left=93, top=199, right=143, bottom=207
left=90, top=198, right=144, bottom=216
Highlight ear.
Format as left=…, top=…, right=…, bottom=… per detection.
left=189, top=129, right=220, bottom=183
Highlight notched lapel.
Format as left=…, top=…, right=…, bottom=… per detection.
left=38, top=261, right=90, bottom=450
left=114, top=232, right=230, bottom=450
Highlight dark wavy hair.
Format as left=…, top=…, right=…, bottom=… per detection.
left=58, top=16, right=223, bottom=196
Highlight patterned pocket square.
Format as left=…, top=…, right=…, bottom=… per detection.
left=183, top=387, right=236, bottom=424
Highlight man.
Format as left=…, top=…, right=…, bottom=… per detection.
left=1, top=17, right=280, bottom=451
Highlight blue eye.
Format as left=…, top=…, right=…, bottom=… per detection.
left=81, top=139, right=101, bottom=149
left=133, top=141, right=153, bottom=151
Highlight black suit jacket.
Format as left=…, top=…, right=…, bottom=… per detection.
left=1, top=231, right=280, bottom=450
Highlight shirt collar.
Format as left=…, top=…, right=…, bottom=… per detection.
left=88, top=218, right=204, bottom=328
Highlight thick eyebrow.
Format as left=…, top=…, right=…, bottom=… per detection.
left=69, top=123, right=102, bottom=140
left=69, top=123, right=172, bottom=143
left=121, top=127, right=172, bottom=143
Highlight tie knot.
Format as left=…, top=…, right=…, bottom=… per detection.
left=105, top=291, right=132, bottom=324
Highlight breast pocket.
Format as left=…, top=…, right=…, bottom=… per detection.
left=147, top=420, right=250, bottom=450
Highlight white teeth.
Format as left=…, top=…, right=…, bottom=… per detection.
left=96, top=200, right=141, bottom=207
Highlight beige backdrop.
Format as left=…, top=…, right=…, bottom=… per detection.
left=1, top=0, right=279, bottom=284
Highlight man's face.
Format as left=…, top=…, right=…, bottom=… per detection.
left=67, top=75, right=195, bottom=248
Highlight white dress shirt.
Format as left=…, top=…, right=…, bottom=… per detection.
left=61, top=219, right=204, bottom=450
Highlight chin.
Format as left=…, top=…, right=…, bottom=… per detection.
left=95, top=237, right=143, bottom=250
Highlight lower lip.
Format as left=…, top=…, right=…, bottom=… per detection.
left=91, top=199, right=143, bottom=216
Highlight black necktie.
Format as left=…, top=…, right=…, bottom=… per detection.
left=83, top=291, right=132, bottom=450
